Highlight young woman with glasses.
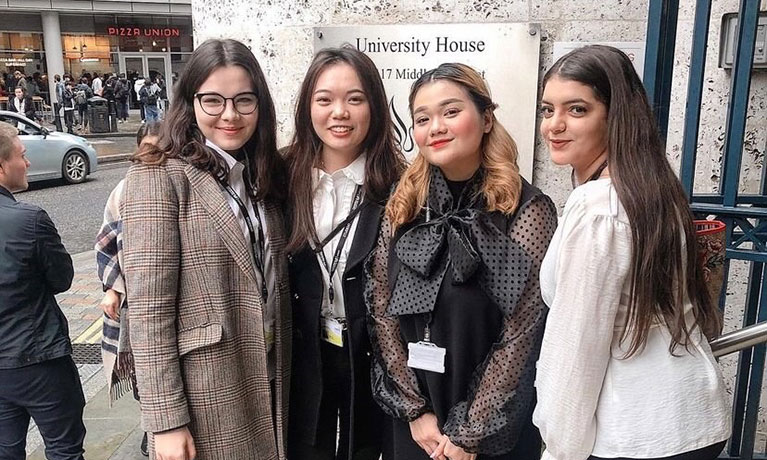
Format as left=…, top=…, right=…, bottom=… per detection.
left=121, top=38, right=291, bottom=460
left=533, top=45, right=730, bottom=460
left=366, top=63, right=558, bottom=460
left=285, top=46, right=405, bottom=460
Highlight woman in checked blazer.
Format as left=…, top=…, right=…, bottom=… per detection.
left=121, top=39, right=291, bottom=460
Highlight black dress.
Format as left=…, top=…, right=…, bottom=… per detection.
left=365, top=167, right=557, bottom=459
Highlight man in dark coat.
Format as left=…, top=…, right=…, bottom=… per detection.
left=0, top=121, right=86, bottom=460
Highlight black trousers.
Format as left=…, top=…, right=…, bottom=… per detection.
left=77, top=104, right=88, bottom=128
left=64, top=110, right=74, bottom=133
left=289, top=338, right=379, bottom=460
left=0, top=356, right=86, bottom=460
left=589, top=440, right=727, bottom=460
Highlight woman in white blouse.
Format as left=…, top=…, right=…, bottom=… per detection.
left=534, top=45, right=731, bottom=460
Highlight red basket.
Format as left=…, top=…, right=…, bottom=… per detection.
left=694, top=220, right=726, bottom=305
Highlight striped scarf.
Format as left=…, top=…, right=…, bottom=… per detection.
left=95, top=179, right=135, bottom=405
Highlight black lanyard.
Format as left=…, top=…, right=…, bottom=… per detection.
left=220, top=181, right=268, bottom=303
left=313, top=184, right=364, bottom=304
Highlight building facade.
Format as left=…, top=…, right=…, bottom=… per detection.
left=0, top=0, right=192, bottom=104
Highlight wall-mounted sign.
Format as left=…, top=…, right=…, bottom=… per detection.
left=315, top=24, right=541, bottom=180
left=552, top=42, right=646, bottom=79
left=106, top=27, right=181, bottom=38
left=0, top=57, right=34, bottom=63
left=0, top=57, right=34, bottom=67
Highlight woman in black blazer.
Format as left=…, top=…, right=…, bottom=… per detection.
left=285, top=46, right=405, bottom=460
left=9, top=87, right=36, bottom=121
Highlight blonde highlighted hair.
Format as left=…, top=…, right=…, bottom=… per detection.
left=386, top=63, right=522, bottom=231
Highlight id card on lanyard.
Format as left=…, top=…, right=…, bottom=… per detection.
left=315, top=185, right=363, bottom=347
left=407, top=316, right=446, bottom=374
left=321, top=317, right=345, bottom=347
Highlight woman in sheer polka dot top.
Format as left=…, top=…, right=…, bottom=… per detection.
left=365, top=63, right=557, bottom=460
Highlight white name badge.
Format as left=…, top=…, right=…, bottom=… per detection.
left=321, top=317, right=345, bottom=347
left=407, top=341, right=446, bottom=374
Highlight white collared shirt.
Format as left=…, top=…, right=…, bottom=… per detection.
left=206, top=139, right=276, bottom=378
left=312, top=153, right=366, bottom=320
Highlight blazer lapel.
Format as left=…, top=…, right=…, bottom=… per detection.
left=184, top=164, right=258, bottom=284
left=344, top=199, right=383, bottom=276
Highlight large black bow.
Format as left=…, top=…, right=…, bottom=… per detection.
left=388, top=168, right=532, bottom=317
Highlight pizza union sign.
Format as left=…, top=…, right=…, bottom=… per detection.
left=106, top=27, right=181, bottom=37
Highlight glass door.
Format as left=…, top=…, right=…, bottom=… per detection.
left=122, top=55, right=145, bottom=109
left=120, top=54, right=172, bottom=108
left=147, top=56, right=170, bottom=107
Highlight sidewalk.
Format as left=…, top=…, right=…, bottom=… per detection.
left=25, top=250, right=146, bottom=460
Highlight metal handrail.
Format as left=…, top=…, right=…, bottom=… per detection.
left=710, top=322, right=767, bottom=358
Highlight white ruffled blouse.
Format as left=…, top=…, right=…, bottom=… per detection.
left=534, top=178, right=731, bottom=460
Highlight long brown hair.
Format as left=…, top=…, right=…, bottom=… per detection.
left=133, top=38, right=286, bottom=202
left=386, top=63, right=522, bottom=231
left=285, top=46, right=405, bottom=252
left=542, top=45, right=721, bottom=356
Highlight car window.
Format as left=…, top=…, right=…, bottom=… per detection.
left=0, top=115, right=39, bottom=135
left=18, top=123, right=40, bottom=136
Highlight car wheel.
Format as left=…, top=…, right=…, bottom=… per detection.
left=62, top=150, right=88, bottom=184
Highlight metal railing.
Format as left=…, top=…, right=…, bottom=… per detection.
left=645, top=0, right=764, bottom=458
left=712, top=323, right=767, bottom=358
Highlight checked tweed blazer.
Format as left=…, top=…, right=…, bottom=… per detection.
left=121, top=158, right=291, bottom=460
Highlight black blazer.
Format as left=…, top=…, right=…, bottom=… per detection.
left=288, top=198, right=385, bottom=456
left=7, top=95, right=36, bottom=121
left=0, top=186, right=74, bottom=369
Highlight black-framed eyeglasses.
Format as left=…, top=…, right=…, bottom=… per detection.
left=194, top=91, right=259, bottom=116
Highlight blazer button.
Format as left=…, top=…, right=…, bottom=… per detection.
left=293, top=293, right=300, bottom=300
left=366, top=351, right=371, bottom=357
left=287, top=254, right=293, bottom=263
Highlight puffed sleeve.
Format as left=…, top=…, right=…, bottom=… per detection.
left=365, top=214, right=430, bottom=421
left=121, top=163, right=188, bottom=432
left=441, top=193, right=558, bottom=455
left=533, top=196, right=633, bottom=460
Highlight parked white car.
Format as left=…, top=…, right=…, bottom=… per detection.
left=0, top=110, right=98, bottom=184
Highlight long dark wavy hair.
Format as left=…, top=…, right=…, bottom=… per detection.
left=133, top=38, right=285, bottom=202
left=542, top=45, right=721, bottom=356
left=285, top=45, right=405, bottom=252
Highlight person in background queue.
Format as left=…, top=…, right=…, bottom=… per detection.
left=62, top=81, right=76, bottom=134
left=121, top=38, right=290, bottom=460
left=9, top=86, right=36, bottom=121
left=367, top=63, right=557, bottom=460
left=115, top=74, right=130, bottom=123
left=533, top=44, right=730, bottom=460
left=74, top=77, right=93, bottom=134
left=285, top=46, right=405, bottom=460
